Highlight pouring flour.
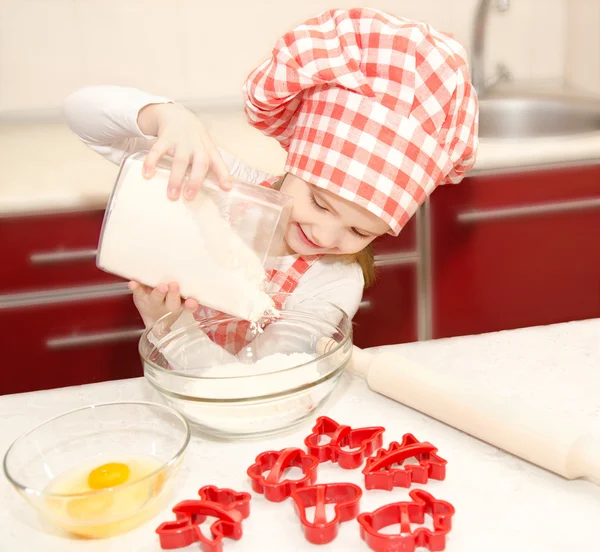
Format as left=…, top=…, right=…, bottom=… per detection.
left=96, top=152, right=292, bottom=323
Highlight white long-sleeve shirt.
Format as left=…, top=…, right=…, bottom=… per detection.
left=63, top=86, right=364, bottom=361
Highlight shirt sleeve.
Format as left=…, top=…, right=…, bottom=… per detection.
left=63, top=85, right=273, bottom=184
left=289, top=258, right=365, bottom=320
left=62, top=85, right=171, bottom=165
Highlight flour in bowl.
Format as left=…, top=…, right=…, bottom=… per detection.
left=174, top=351, right=323, bottom=400
left=197, top=352, right=317, bottom=378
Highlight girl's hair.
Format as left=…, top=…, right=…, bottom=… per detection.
left=273, top=175, right=377, bottom=289
left=346, top=245, right=376, bottom=288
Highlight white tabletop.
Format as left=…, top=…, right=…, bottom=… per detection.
left=2, top=318, right=600, bottom=551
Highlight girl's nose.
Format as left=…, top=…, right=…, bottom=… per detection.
left=311, top=225, right=341, bottom=249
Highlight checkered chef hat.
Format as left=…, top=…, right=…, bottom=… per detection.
left=243, top=8, right=479, bottom=235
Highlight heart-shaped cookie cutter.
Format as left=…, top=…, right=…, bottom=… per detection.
left=291, top=482, right=362, bottom=544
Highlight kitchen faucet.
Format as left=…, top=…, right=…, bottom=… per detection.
left=471, top=0, right=511, bottom=96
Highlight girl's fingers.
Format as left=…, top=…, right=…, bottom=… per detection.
left=129, top=280, right=152, bottom=297
left=183, top=297, right=199, bottom=312
left=165, top=282, right=181, bottom=312
left=144, top=140, right=171, bottom=179
left=185, top=152, right=210, bottom=200
left=167, top=151, right=190, bottom=200
left=206, top=145, right=232, bottom=191
left=150, top=284, right=168, bottom=303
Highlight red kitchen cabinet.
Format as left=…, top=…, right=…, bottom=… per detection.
left=0, top=208, right=145, bottom=395
left=0, top=291, right=144, bottom=395
left=0, top=210, right=120, bottom=294
left=430, top=164, right=600, bottom=339
left=353, top=262, right=418, bottom=348
left=352, top=216, right=420, bottom=348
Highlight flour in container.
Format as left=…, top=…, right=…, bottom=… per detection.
left=97, top=153, right=287, bottom=322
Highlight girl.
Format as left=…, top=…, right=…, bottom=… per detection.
left=64, top=8, right=478, bottom=354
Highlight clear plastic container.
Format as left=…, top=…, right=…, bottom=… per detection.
left=97, top=151, right=292, bottom=321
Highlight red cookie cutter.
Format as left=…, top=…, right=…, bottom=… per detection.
left=304, top=416, right=385, bottom=469
left=358, top=489, right=455, bottom=552
left=291, top=482, right=362, bottom=545
left=247, top=447, right=319, bottom=502
left=362, top=434, right=447, bottom=490
left=156, top=486, right=251, bottom=552
left=197, top=485, right=251, bottom=519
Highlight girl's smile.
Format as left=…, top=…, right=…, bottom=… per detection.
left=278, top=174, right=390, bottom=256
left=296, top=223, right=322, bottom=249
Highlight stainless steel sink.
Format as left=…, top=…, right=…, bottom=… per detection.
left=478, top=94, right=600, bottom=139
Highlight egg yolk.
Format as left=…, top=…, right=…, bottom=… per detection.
left=88, top=462, right=130, bottom=490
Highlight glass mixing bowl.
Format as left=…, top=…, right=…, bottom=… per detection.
left=140, top=294, right=353, bottom=438
left=3, top=401, right=189, bottom=538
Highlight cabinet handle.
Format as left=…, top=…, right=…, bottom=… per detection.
left=46, top=327, right=144, bottom=350
left=374, top=252, right=419, bottom=267
left=0, top=282, right=130, bottom=310
left=457, top=197, right=600, bottom=223
left=30, top=248, right=98, bottom=265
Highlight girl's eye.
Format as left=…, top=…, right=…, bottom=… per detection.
left=351, top=228, right=369, bottom=238
left=310, top=193, right=328, bottom=211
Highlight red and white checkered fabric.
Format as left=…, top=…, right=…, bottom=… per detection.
left=243, top=8, right=479, bottom=235
left=194, top=255, right=320, bottom=355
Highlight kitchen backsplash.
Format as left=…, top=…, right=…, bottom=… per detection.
left=3, top=0, right=595, bottom=114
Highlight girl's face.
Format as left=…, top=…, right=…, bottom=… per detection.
left=280, top=174, right=390, bottom=256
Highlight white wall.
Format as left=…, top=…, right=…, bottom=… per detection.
left=565, top=0, right=600, bottom=95
left=0, top=0, right=574, bottom=113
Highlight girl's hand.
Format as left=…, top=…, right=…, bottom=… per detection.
left=137, top=103, right=232, bottom=201
left=128, top=280, right=199, bottom=328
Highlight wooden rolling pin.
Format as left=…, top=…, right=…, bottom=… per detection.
left=319, top=340, right=600, bottom=482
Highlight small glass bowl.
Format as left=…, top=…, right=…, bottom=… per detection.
left=3, top=401, right=189, bottom=539
left=140, top=294, right=353, bottom=439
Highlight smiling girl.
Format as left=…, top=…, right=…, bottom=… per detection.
left=64, top=8, right=478, bottom=353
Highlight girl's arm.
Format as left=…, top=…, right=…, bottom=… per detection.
left=63, top=86, right=171, bottom=166
left=64, top=85, right=276, bottom=329
left=63, top=85, right=272, bottom=197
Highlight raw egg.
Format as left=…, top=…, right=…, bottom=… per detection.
left=87, top=462, right=130, bottom=489
left=44, top=455, right=166, bottom=538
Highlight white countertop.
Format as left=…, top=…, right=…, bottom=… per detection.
left=1, top=318, right=600, bottom=551
left=2, top=107, right=600, bottom=216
